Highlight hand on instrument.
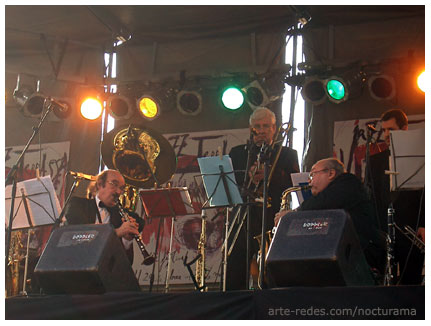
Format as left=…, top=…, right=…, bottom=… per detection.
left=115, top=215, right=140, bottom=241
left=417, top=227, right=425, bottom=242
left=274, top=209, right=290, bottom=227
left=248, top=161, right=264, bottom=185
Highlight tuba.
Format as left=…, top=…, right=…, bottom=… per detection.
left=101, top=123, right=177, bottom=210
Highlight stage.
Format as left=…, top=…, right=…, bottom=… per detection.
left=5, top=285, right=424, bottom=320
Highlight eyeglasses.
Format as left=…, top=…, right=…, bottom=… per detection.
left=308, top=169, right=329, bottom=181
left=107, top=180, right=126, bottom=191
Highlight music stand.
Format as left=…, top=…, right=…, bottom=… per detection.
left=139, top=187, right=195, bottom=292
left=197, top=155, right=243, bottom=291
left=5, top=176, right=60, bottom=229
left=383, top=129, right=425, bottom=285
left=5, top=175, right=60, bottom=295
left=389, top=129, right=425, bottom=191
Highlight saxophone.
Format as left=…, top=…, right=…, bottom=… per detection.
left=195, top=210, right=207, bottom=291
left=254, top=185, right=311, bottom=268
left=7, top=231, right=23, bottom=297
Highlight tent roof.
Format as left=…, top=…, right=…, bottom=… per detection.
left=6, top=5, right=424, bottom=48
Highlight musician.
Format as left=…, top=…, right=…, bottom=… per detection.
left=369, top=109, right=424, bottom=284
left=275, top=158, right=386, bottom=278
left=64, top=169, right=145, bottom=263
left=227, top=107, right=299, bottom=290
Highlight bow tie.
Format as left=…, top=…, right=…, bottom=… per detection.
left=98, top=201, right=114, bottom=212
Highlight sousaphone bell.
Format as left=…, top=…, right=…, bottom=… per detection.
left=101, top=123, right=177, bottom=189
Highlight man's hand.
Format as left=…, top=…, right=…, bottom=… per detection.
left=115, top=215, right=140, bottom=241
left=249, top=161, right=264, bottom=185
left=417, top=227, right=425, bottom=242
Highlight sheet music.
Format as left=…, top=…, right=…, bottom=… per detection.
left=389, top=129, right=425, bottom=190
left=197, top=155, right=243, bottom=207
left=139, top=187, right=195, bottom=217
left=290, top=172, right=312, bottom=204
left=5, top=176, right=61, bottom=229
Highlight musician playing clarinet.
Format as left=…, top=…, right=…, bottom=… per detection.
left=227, top=107, right=299, bottom=290
left=64, top=169, right=145, bottom=264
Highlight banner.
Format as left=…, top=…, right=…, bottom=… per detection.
left=5, top=141, right=70, bottom=204
left=5, top=141, right=70, bottom=256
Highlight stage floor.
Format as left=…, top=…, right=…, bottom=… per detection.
left=5, top=285, right=425, bottom=319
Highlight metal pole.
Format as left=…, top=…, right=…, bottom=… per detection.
left=288, top=24, right=298, bottom=148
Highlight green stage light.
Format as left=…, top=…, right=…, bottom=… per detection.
left=326, top=78, right=346, bottom=102
left=221, top=86, right=244, bottom=110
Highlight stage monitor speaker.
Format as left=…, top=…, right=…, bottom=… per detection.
left=266, top=209, right=375, bottom=287
left=34, top=224, right=141, bottom=294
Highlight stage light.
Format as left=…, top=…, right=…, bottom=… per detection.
left=417, top=71, right=425, bottom=93
left=221, top=86, right=245, bottom=111
left=137, top=95, right=160, bottom=120
left=301, top=77, right=326, bottom=105
left=325, top=77, right=347, bottom=103
left=368, top=74, right=396, bottom=101
left=13, top=77, right=46, bottom=117
left=107, top=94, right=134, bottom=120
left=80, top=97, right=103, bottom=120
left=242, top=80, right=269, bottom=110
left=177, top=90, right=202, bottom=116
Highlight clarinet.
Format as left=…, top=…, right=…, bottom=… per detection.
left=116, top=200, right=155, bottom=266
left=384, top=203, right=397, bottom=285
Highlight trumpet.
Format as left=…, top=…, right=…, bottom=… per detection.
left=116, top=199, right=156, bottom=265
left=395, top=224, right=425, bottom=254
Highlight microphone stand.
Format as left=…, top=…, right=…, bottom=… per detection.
left=243, top=132, right=254, bottom=289
left=5, top=100, right=54, bottom=271
left=53, top=174, right=83, bottom=229
left=364, top=126, right=373, bottom=197
left=258, top=143, right=271, bottom=289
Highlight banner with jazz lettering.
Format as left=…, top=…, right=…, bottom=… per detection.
left=5, top=141, right=70, bottom=204
left=134, top=128, right=249, bottom=288
left=5, top=141, right=70, bottom=256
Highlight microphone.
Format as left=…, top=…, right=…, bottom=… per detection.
left=47, top=97, right=69, bottom=112
left=68, top=171, right=97, bottom=181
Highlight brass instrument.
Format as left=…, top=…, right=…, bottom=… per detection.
left=247, top=122, right=293, bottom=200
left=280, top=185, right=310, bottom=212
left=253, top=185, right=310, bottom=288
left=195, top=211, right=207, bottom=291
left=116, top=199, right=156, bottom=265
left=7, top=231, right=23, bottom=297
left=395, top=224, right=425, bottom=254
left=101, top=123, right=177, bottom=211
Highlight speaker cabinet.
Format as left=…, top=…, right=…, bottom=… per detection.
left=34, top=224, right=140, bottom=294
left=266, top=209, right=374, bottom=287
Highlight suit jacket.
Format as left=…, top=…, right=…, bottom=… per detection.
left=229, top=143, right=299, bottom=235
left=64, top=196, right=145, bottom=263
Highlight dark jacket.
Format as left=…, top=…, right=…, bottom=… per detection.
left=229, top=143, right=299, bottom=235
left=64, top=196, right=145, bottom=263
